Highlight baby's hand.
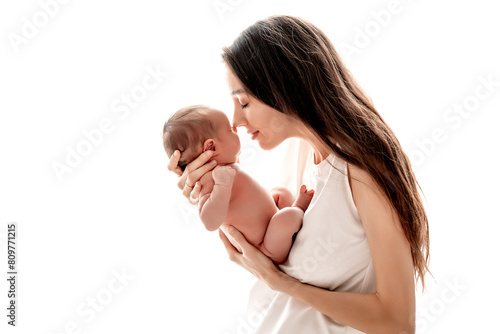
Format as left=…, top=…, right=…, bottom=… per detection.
left=212, top=166, right=236, bottom=187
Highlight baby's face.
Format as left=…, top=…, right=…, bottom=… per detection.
left=208, top=110, right=241, bottom=164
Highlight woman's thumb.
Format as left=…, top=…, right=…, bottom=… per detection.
left=223, top=225, right=245, bottom=253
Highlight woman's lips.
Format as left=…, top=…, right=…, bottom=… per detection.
left=251, top=131, right=259, bottom=140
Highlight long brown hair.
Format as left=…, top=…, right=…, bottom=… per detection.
left=222, top=15, right=430, bottom=288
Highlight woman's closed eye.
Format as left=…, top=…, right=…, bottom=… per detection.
left=241, top=103, right=249, bottom=109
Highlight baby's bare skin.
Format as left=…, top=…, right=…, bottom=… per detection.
left=198, top=163, right=313, bottom=264
left=171, top=108, right=314, bottom=264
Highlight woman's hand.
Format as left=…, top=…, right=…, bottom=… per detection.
left=219, top=226, right=300, bottom=292
left=167, top=150, right=217, bottom=205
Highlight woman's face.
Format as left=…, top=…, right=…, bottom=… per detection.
left=226, top=68, right=295, bottom=150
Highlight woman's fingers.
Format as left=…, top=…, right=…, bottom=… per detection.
left=177, top=151, right=216, bottom=190
left=167, top=150, right=183, bottom=176
left=224, top=225, right=250, bottom=253
left=219, top=226, right=281, bottom=284
left=219, top=229, right=241, bottom=263
left=185, top=182, right=201, bottom=206
left=182, top=181, right=195, bottom=200
left=181, top=154, right=216, bottom=202
left=189, top=182, right=202, bottom=205
left=185, top=159, right=217, bottom=190
left=170, top=150, right=216, bottom=203
left=220, top=225, right=257, bottom=259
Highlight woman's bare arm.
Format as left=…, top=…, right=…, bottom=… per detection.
left=219, top=164, right=415, bottom=334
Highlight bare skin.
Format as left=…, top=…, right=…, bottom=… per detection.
left=200, top=163, right=313, bottom=263
left=214, top=69, right=417, bottom=333
left=167, top=68, right=417, bottom=333
left=167, top=148, right=217, bottom=205
left=219, top=164, right=415, bottom=333
left=169, top=109, right=314, bottom=264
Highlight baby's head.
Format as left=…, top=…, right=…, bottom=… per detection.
left=163, top=105, right=241, bottom=170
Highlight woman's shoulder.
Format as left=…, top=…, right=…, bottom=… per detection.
left=345, top=163, right=388, bottom=210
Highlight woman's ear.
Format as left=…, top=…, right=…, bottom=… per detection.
left=203, top=139, right=216, bottom=152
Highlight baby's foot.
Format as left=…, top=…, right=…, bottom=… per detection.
left=212, top=166, right=236, bottom=187
left=292, top=185, right=314, bottom=212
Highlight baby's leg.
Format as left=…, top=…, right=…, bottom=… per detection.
left=259, top=185, right=314, bottom=264
left=270, top=186, right=294, bottom=209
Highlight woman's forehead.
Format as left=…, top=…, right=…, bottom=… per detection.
left=225, top=68, right=245, bottom=95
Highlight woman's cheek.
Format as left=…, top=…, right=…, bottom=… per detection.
left=269, top=114, right=287, bottom=133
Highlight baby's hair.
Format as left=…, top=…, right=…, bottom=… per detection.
left=163, top=105, right=219, bottom=170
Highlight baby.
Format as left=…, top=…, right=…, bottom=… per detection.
left=163, top=105, right=314, bottom=264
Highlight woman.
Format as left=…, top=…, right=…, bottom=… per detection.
left=168, top=15, right=429, bottom=333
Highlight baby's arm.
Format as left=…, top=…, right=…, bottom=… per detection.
left=198, top=166, right=236, bottom=231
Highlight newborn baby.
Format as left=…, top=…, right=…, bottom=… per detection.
left=163, top=105, right=314, bottom=264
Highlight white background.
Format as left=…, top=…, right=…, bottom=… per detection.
left=1, top=0, right=499, bottom=333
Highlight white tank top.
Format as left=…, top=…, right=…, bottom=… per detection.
left=247, top=139, right=375, bottom=334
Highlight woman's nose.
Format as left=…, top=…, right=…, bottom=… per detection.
left=232, top=106, right=246, bottom=128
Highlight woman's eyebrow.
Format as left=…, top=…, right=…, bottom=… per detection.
left=231, top=89, right=245, bottom=96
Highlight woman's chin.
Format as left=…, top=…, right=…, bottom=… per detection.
left=257, top=139, right=280, bottom=151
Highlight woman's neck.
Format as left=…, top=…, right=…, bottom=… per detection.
left=291, top=120, right=332, bottom=164
left=311, top=142, right=331, bottom=164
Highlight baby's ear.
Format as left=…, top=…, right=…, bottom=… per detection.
left=203, top=139, right=216, bottom=152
